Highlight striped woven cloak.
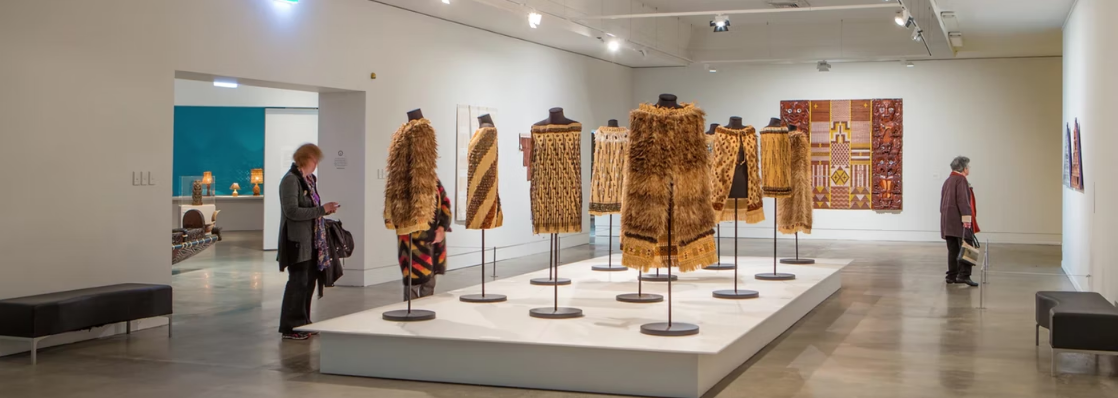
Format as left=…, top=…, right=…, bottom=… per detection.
left=530, top=123, right=583, bottom=234
left=711, top=125, right=765, bottom=223
left=778, top=130, right=813, bottom=234
left=589, top=126, right=628, bottom=215
left=466, top=126, right=503, bottom=230
left=383, top=118, right=439, bottom=236
left=621, top=103, right=718, bottom=272
left=761, top=125, right=793, bottom=198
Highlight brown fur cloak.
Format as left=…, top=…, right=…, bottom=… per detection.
left=778, top=130, right=813, bottom=234
left=530, top=123, right=583, bottom=234
left=466, top=126, right=503, bottom=230
left=621, top=103, right=718, bottom=272
left=761, top=125, right=793, bottom=198
left=384, top=118, right=440, bottom=236
left=710, top=125, right=765, bottom=224
left=589, top=126, right=628, bottom=215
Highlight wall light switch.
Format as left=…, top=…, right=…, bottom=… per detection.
left=133, top=172, right=141, bottom=186
left=147, top=172, right=155, bottom=186
left=140, top=171, right=150, bottom=186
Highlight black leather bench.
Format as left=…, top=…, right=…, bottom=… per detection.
left=0, top=284, right=173, bottom=364
left=1035, top=291, right=1118, bottom=375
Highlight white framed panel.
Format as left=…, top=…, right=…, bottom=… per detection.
left=263, top=108, right=319, bottom=250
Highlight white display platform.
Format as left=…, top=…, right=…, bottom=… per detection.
left=300, top=255, right=851, bottom=398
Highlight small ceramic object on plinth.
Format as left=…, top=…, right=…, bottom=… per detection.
left=530, top=234, right=571, bottom=286
left=529, top=234, right=582, bottom=319
left=592, top=215, right=627, bottom=272
left=230, top=183, right=241, bottom=197
left=641, top=180, right=699, bottom=336
left=756, top=198, right=796, bottom=281
left=713, top=206, right=760, bottom=299
left=191, top=180, right=203, bottom=206
left=460, top=230, right=507, bottom=303
left=383, top=238, right=436, bottom=322
left=780, top=232, right=815, bottom=264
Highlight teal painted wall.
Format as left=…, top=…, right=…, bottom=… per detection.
left=173, top=106, right=265, bottom=196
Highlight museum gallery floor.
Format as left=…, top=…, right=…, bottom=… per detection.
left=300, top=255, right=851, bottom=398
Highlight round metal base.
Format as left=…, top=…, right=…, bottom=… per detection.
left=592, top=265, right=629, bottom=272
left=459, top=294, right=507, bottom=303
left=530, top=278, right=572, bottom=286
left=713, top=289, right=760, bottom=299
left=703, top=263, right=736, bottom=270
left=640, top=274, right=679, bottom=282
left=528, top=307, right=583, bottom=319
left=640, top=322, right=700, bottom=336
left=755, top=272, right=797, bottom=281
left=616, top=293, right=664, bottom=303
left=779, top=258, right=816, bottom=265
left=382, top=309, right=436, bottom=322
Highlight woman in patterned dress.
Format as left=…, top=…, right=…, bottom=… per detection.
left=398, top=180, right=452, bottom=299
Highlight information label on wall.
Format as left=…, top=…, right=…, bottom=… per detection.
left=334, top=150, right=347, bottom=170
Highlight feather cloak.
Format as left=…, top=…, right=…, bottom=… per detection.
left=384, top=118, right=440, bottom=235
left=710, top=125, right=765, bottom=223
left=621, top=103, right=718, bottom=272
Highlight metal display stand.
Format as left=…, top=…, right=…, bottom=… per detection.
left=755, top=200, right=796, bottom=281
left=592, top=215, right=627, bottom=271
left=529, top=234, right=583, bottom=319
left=383, top=237, right=437, bottom=321
left=460, top=230, right=507, bottom=303
left=713, top=206, right=760, bottom=299
left=779, top=232, right=815, bottom=264
left=531, top=234, right=571, bottom=286
left=704, top=223, right=735, bottom=270
left=641, top=182, right=700, bottom=336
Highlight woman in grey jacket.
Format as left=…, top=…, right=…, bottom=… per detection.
left=277, top=144, right=339, bottom=340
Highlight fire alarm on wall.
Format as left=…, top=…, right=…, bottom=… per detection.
left=370, top=73, right=377, bottom=80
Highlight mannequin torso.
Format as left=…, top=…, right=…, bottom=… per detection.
left=535, top=107, right=578, bottom=126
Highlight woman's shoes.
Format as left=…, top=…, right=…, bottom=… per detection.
left=282, top=333, right=310, bottom=340
left=955, top=278, right=979, bottom=287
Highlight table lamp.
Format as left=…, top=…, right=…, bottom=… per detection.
left=250, top=169, right=264, bottom=196
left=202, top=171, right=214, bottom=196
left=230, top=182, right=241, bottom=197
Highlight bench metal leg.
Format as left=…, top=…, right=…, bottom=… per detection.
left=166, top=315, right=173, bottom=338
left=1035, top=324, right=1039, bottom=346
left=31, top=338, right=38, bottom=365
left=126, top=321, right=131, bottom=335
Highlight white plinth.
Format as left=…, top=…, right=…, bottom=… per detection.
left=300, top=256, right=850, bottom=398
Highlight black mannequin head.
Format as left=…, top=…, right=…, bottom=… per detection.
left=727, top=117, right=744, bottom=129
left=766, top=117, right=783, bottom=128
left=478, top=114, right=494, bottom=128
left=656, top=94, right=682, bottom=109
left=706, top=123, right=720, bottom=135
left=407, top=108, right=424, bottom=121
left=608, top=119, right=619, bottom=128
left=534, top=107, right=578, bottom=126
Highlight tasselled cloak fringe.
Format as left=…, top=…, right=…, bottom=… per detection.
left=778, top=130, right=813, bottom=234
left=466, top=126, right=504, bottom=230
left=621, top=103, right=718, bottom=273
left=710, top=125, right=765, bottom=224
left=589, top=126, right=628, bottom=215
left=530, top=123, right=583, bottom=234
left=384, top=118, right=440, bottom=236
left=761, top=125, right=793, bottom=198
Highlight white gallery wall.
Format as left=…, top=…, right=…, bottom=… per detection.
left=1062, top=0, right=1118, bottom=300
left=629, top=58, right=1062, bottom=245
left=262, top=109, right=319, bottom=250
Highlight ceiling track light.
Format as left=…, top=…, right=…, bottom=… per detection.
left=607, top=38, right=622, bottom=52
left=528, top=11, right=542, bottom=28
left=442, top=0, right=450, bottom=4
left=710, top=14, right=730, bottom=32
left=817, top=61, right=831, bottom=72
left=894, top=9, right=913, bottom=27
left=903, top=60, right=914, bottom=68
left=912, top=29, right=923, bottom=42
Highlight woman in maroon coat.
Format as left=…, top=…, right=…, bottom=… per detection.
left=941, top=156, right=978, bottom=287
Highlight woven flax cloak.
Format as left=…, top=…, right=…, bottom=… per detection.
left=621, top=103, right=718, bottom=272
left=466, top=126, right=503, bottom=230
left=384, top=118, right=440, bottom=236
left=589, top=126, right=628, bottom=215
left=711, top=125, right=765, bottom=223
left=761, top=125, right=793, bottom=198
left=778, top=129, right=813, bottom=234
left=530, top=123, right=583, bottom=234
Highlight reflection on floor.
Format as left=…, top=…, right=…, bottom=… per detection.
left=1, top=231, right=1115, bottom=398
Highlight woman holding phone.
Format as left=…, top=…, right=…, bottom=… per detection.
left=277, top=143, right=339, bottom=340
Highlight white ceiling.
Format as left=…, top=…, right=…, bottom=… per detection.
left=371, top=0, right=1075, bottom=67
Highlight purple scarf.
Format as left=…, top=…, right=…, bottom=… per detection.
left=304, top=174, right=331, bottom=271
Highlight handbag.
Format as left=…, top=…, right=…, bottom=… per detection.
left=957, top=228, right=982, bottom=267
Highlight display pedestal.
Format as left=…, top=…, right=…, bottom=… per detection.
left=591, top=215, right=627, bottom=272
left=461, top=230, right=507, bottom=303
left=779, top=232, right=815, bottom=264
left=530, top=234, right=571, bottom=285
left=383, top=238, right=436, bottom=322
left=713, top=206, right=760, bottom=299
left=703, top=224, right=735, bottom=270
left=640, top=182, right=699, bottom=337
left=530, top=234, right=582, bottom=319
left=756, top=200, right=796, bottom=281
left=617, top=265, right=664, bottom=303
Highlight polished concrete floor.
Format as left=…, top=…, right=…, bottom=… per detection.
left=1, top=231, right=1114, bottom=398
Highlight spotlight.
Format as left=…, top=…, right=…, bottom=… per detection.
left=817, top=61, right=831, bottom=72
left=274, top=0, right=298, bottom=4
left=213, top=79, right=238, bottom=88
left=442, top=0, right=450, bottom=4
left=528, top=12, right=542, bottom=28
left=912, top=29, right=923, bottom=42
left=894, top=9, right=911, bottom=27
left=607, top=39, right=621, bottom=52
left=710, top=15, right=730, bottom=32
left=903, top=61, right=914, bottom=68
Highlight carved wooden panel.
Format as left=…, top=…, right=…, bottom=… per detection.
left=871, top=99, right=903, bottom=210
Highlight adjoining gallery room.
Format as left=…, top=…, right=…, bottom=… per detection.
left=1, top=0, right=1115, bottom=397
